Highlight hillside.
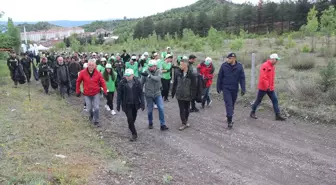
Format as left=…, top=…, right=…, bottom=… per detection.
left=16, top=22, right=60, bottom=32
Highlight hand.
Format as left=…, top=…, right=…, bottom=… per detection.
left=141, top=72, right=149, bottom=77
left=267, top=88, right=271, bottom=92
left=141, top=104, right=145, bottom=111
left=76, top=93, right=81, bottom=97
left=117, top=105, right=120, bottom=112
left=241, top=91, right=245, bottom=96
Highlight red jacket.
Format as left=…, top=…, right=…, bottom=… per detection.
left=198, top=63, right=214, bottom=88
left=76, top=68, right=107, bottom=96
left=258, top=60, right=275, bottom=91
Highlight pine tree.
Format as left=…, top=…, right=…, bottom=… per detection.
left=195, top=12, right=210, bottom=37
left=143, top=17, right=155, bottom=37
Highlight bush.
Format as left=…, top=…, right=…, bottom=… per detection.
left=327, top=88, right=336, bottom=104
left=237, top=51, right=252, bottom=68
left=230, top=38, right=243, bottom=51
left=256, top=38, right=262, bottom=47
left=288, top=80, right=320, bottom=101
left=285, top=35, right=296, bottom=49
left=301, top=44, right=311, bottom=53
left=289, top=54, right=315, bottom=71
left=275, top=36, right=284, bottom=46
left=319, top=60, right=336, bottom=92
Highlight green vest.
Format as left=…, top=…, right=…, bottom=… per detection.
left=103, top=71, right=117, bottom=92
left=125, top=62, right=139, bottom=77
left=161, top=61, right=172, bottom=80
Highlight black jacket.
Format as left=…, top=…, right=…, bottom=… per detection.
left=217, top=61, right=246, bottom=92
left=55, top=64, right=71, bottom=84
left=38, top=62, right=51, bottom=78
left=172, top=64, right=197, bottom=101
left=7, top=57, right=20, bottom=71
left=117, top=77, right=145, bottom=112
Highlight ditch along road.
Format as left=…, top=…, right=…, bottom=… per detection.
left=68, top=94, right=336, bottom=185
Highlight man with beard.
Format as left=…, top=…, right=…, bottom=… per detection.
left=21, top=53, right=33, bottom=83
left=7, top=51, right=20, bottom=88
left=68, top=57, right=82, bottom=93
left=55, top=57, right=71, bottom=98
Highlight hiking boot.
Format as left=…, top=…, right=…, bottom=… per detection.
left=179, top=124, right=188, bottom=131
left=83, top=106, right=87, bottom=111
left=94, top=122, right=100, bottom=127
left=130, top=135, right=138, bottom=142
left=275, top=114, right=286, bottom=121
left=201, top=102, right=205, bottom=109
left=186, top=122, right=190, bottom=127
left=111, top=110, right=116, bottom=115
left=148, top=124, right=154, bottom=129
left=207, top=100, right=212, bottom=107
left=228, top=122, right=233, bottom=129
left=250, top=111, right=258, bottom=119
left=160, top=125, right=169, bottom=131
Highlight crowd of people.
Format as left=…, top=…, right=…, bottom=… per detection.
left=6, top=47, right=286, bottom=141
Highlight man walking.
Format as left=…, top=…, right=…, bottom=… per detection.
left=141, top=60, right=169, bottom=131
left=188, top=54, right=199, bottom=112
left=21, top=53, right=32, bottom=83
left=117, top=69, right=145, bottom=141
left=250, top=53, right=286, bottom=121
left=7, top=51, right=20, bottom=88
left=68, top=56, right=82, bottom=93
left=217, top=53, right=246, bottom=129
left=55, top=57, right=71, bottom=98
left=161, top=54, right=173, bottom=102
left=76, top=59, right=107, bottom=127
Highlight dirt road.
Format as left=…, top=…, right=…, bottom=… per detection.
left=69, top=96, right=336, bottom=185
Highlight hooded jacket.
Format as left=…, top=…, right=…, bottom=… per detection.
left=258, top=60, right=275, bottom=91
left=76, top=68, right=107, bottom=96
left=216, top=61, right=246, bottom=92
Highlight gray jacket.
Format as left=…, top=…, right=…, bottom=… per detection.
left=141, top=69, right=162, bottom=98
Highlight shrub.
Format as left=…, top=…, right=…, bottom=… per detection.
left=301, top=44, right=311, bottom=53
left=288, top=80, right=319, bottom=101
left=257, top=38, right=262, bottom=47
left=319, top=60, right=336, bottom=92
left=289, top=54, right=315, bottom=71
left=275, top=36, right=284, bottom=46
left=230, top=38, right=244, bottom=51
left=237, top=51, right=252, bottom=68
left=327, top=88, right=336, bottom=104
left=285, top=35, right=296, bottom=49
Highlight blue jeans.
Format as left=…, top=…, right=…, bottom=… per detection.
left=202, top=87, right=211, bottom=105
left=146, top=96, right=165, bottom=126
left=252, top=90, right=280, bottom=114
left=84, top=93, right=101, bottom=123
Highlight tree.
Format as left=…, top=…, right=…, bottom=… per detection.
left=320, top=6, right=336, bottom=49
left=186, top=13, right=195, bottom=32
left=263, top=1, right=278, bottom=33
left=294, top=0, right=312, bottom=30
left=7, top=18, right=21, bottom=53
left=302, top=6, right=319, bottom=52
left=143, top=17, right=155, bottom=37
left=195, top=12, right=210, bottom=37
left=133, top=21, right=144, bottom=39
left=178, top=16, right=188, bottom=38
left=207, top=27, right=222, bottom=50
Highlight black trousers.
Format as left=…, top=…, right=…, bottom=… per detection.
left=10, top=70, right=18, bottom=85
left=161, top=78, right=171, bottom=100
left=106, top=92, right=114, bottom=110
left=177, top=100, right=190, bottom=124
left=59, top=81, right=70, bottom=98
left=40, top=77, right=49, bottom=93
left=125, top=104, right=138, bottom=136
left=23, top=67, right=31, bottom=82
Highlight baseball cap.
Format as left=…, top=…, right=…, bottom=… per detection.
left=144, top=52, right=149, bottom=56
left=153, top=52, right=158, bottom=57
left=83, top=63, right=88, bottom=68
left=165, top=54, right=173, bottom=59
left=148, top=60, right=157, bottom=67
left=205, top=57, right=212, bottom=62
left=270, top=53, right=281, bottom=60
left=189, top=54, right=197, bottom=59
left=131, top=56, right=137, bottom=60
left=140, top=55, right=146, bottom=60
left=92, top=52, right=97, bottom=56
left=227, top=53, right=236, bottom=58
left=167, top=47, right=171, bottom=50
left=181, top=56, right=189, bottom=62
left=101, top=57, right=107, bottom=61
left=124, top=69, right=134, bottom=76
left=105, top=63, right=112, bottom=69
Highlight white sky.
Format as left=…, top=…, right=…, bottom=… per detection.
left=1, top=0, right=264, bottom=22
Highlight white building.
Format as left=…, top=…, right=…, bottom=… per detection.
left=21, top=27, right=85, bottom=42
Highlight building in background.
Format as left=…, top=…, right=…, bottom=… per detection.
left=20, top=27, right=84, bottom=42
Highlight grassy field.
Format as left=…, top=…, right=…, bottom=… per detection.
left=0, top=61, right=120, bottom=184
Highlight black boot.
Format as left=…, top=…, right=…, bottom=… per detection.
left=130, top=134, right=138, bottom=142
left=227, top=116, right=233, bottom=129
left=250, top=111, right=258, bottom=119
left=275, top=114, right=286, bottom=121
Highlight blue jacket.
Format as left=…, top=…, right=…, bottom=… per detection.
left=216, top=61, right=246, bottom=92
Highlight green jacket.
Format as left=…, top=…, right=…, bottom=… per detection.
left=97, top=64, right=105, bottom=73
left=141, top=69, right=162, bottom=98
left=125, top=61, right=139, bottom=77
left=157, top=59, right=164, bottom=70
left=103, top=71, right=117, bottom=92
left=161, top=61, right=172, bottom=80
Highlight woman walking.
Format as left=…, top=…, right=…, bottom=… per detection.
left=103, top=63, right=118, bottom=115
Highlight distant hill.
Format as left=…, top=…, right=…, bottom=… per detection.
left=16, top=22, right=60, bottom=32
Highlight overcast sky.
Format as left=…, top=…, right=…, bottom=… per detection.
left=1, top=0, right=265, bottom=22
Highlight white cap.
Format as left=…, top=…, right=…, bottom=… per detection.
left=92, top=52, right=97, bottom=56
left=83, top=63, right=88, bottom=68
left=205, top=57, right=212, bottom=62
left=140, top=55, right=146, bottom=60
left=153, top=52, right=158, bottom=56
left=167, top=47, right=171, bottom=50
left=143, top=52, right=149, bottom=56
left=148, top=60, right=157, bottom=67
left=165, top=54, right=173, bottom=59
left=270, top=53, right=281, bottom=60
left=124, top=68, right=134, bottom=76
left=131, top=56, right=137, bottom=60
left=105, top=63, right=112, bottom=68
left=101, top=57, right=107, bottom=61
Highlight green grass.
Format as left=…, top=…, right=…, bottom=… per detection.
left=0, top=60, right=119, bottom=184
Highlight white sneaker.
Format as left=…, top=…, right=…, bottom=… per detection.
left=154, top=104, right=158, bottom=109
left=105, top=105, right=111, bottom=111
left=207, top=100, right=213, bottom=107
left=111, top=110, right=116, bottom=115
left=83, top=106, right=87, bottom=111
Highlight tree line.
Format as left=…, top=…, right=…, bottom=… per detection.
left=133, top=0, right=336, bottom=39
